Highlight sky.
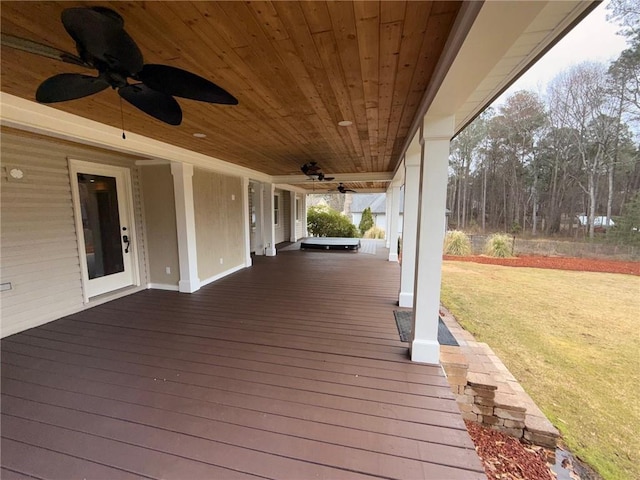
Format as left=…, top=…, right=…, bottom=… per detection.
left=496, top=0, right=629, bottom=104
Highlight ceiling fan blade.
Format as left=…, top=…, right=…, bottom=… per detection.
left=62, top=7, right=143, bottom=74
left=36, top=73, right=109, bottom=103
left=138, top=64, right=238, bottom=105
left=1, top=33, right=87, bottom=67
left=119, top=84, right=182, bottom=125
left=324, top=176, right=336, bottom=181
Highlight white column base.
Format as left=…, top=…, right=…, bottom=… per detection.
left=178, top=279, right=200, bottom=293
left=410, top=338, right=440, bottom=364
left=388, top=252, right=398, bottom=262
left=398, top=292, right=413, bottom=308
left=265, top=247, right=277, bottom=256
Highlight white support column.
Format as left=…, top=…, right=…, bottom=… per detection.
left=242, top=177, right=252, bottom=267
left=170, top=162, right=200, bottom=293
left=411, top=116, right=455, bottom=364
left=290, top=192, right=297, bottom=242
left=263, top=183, right=277, bottom=256
left=254, top=183, right=265, bottom=256
left=387, top=185, right=401, bottom=262
left=302, top=194, right=308, bottom=237
left=385, top=192, right=392, bottom=249
left=399, top=138, right=421, bottom=307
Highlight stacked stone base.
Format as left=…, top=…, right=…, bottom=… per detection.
left=439, top=312, right=559, bottom=449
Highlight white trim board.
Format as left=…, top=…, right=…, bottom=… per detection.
left=199, top=263, right=247, bottom=288
left=1, top=93, right=272, bottom=183
left=147, top=283, right=180, bottom=291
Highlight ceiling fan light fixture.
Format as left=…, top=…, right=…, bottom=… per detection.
left=338, top=120, right=352, bottom=127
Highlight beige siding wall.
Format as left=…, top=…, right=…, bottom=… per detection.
left=193, top=168, right=245, bottom=282
left=0, top=130, right=148, bottom=337
left=140, top=165, right=180, bottom=287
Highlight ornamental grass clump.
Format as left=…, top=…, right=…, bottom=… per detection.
left=485, top=233, right=513, bottom=257
left=443, top=230, right=472, bottom=256
left=364, top=226, right=385, bottom=239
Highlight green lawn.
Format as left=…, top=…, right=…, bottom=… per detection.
left=440, top=261, right=640, bottom=480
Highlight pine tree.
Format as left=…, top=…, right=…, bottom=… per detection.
left=359, top=207, right=374, bottom=235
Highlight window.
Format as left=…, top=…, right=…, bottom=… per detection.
left=295, top=197, right=300, bottom=222
left=274, top=194, right=280, bottom=226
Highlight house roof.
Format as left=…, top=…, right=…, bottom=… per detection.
left=351, top=194, right=387, bottom=214
left=1, top=1, right=596, bottom=193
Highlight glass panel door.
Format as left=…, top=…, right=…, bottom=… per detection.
left=70, top=160, right=136, bottom=300
left=77, top=173, right=125, bottom=279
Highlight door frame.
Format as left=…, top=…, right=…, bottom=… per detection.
left=68, top=158, right=140, bottom=303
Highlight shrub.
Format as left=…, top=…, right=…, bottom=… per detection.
left=364, top=226, right=385, bottom=239
left=359, top=207, right=375, bottom=235
left=443, top=230, right=472, bottom=256
left=307, top=205, right=359, bottom=238
left=485, top=233, right=513, bottom=257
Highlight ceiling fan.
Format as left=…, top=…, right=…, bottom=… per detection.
left=2, top=6, right=238, bottom=126
left=329, top=183, right=356, bottom=194
left=300, top=162, right=335, bottom=181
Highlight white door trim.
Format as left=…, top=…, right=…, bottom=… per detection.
left=69, top=158, right=140, bottom=303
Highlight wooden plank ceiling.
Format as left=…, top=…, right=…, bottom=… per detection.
left=1, top=1, right=461, bottom=185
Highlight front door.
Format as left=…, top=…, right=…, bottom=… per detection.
left=70, top=160, right=137, bottom=299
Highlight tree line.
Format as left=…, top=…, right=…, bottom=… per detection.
left=447, top=0, right=640, bottom=241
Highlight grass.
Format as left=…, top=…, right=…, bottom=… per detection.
left=440, top=261, right=640, bottom=480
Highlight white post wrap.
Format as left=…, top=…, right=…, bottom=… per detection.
left=411, top=116, right=455, bottom=364
left=388, top=185, right=401, bottom=262
left=290, top=193, right=297, bottom=242
left=399, top=137, right=421, bottom=307
left=302, top=194, right=308, bottom=237
left=264, top=183, right=277, bottom=256
left=242, top=177, right=252, bottom=267
left=385, top=191, right=392, bottom=249
left=254, top=183, right=265, bottom=256
left=170, top=162, right=200, bottom=293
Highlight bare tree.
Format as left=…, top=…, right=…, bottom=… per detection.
left=547, top=63, right=615, bottom=238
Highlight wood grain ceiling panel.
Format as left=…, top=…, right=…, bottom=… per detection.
left=0, top=1, right=461, bottom=178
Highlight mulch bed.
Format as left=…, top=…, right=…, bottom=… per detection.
left=465, top=420, right=555, bottom=480
left=443, top=254, right=640, bottom=276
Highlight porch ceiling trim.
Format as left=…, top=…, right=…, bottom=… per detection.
left=0, top=92, right=272, bottom=183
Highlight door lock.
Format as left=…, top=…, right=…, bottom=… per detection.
left=122, top=235, right=130, bottom=253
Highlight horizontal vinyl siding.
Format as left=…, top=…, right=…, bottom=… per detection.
left=0, top=130, right=148, bottom=337
left=193, top=169, right=245, bottom=282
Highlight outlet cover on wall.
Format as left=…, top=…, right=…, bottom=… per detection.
left=165, top=267, right=171, bottom=275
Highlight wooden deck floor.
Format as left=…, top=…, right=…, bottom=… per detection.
left=1, top=248, right=486, bottom=479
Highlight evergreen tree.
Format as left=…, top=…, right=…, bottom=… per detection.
left=359, top=207, right=374, bottom=235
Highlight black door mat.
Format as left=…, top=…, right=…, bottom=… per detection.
left=393, top=310, right=459, bottom=346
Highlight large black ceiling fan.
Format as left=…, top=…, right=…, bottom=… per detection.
left=24, top=6, right=238, bottom=125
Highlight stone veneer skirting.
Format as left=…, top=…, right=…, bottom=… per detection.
left=439, top=307, right=560, bottom=449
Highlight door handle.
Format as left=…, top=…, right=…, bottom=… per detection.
left=122, top=235, right=130, bottom=253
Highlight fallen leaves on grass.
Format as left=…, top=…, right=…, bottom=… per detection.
left=466, top=420, right=554, bottom=480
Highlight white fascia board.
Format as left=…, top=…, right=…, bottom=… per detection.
left=0, top=93, right=272, bottom=183
left=427, top=1, right=596, bottom=132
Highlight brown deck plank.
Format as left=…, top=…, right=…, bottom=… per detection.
left=0, top=437, right=146, bottom=480
left=1, top=250, right=486, bottom=479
